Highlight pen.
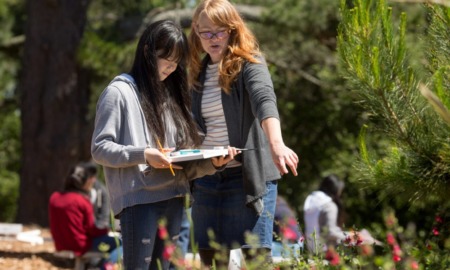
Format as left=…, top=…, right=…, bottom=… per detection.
left=156, top=139, right=175, bottom=176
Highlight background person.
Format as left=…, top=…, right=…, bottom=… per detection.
left=303, top=174, right=346, bottom=253
left=188, top=0, right=299, bottom=267
left=303, top=174, right=379, bottom=253
left=48, top=164, right=121, bottom=269
left=82, top=161, right=112, bottom=229
left=91, top=19, right=238, bottom=270
left=272, top=196, right=303, bottom=258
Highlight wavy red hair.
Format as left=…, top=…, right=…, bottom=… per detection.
left=188, top=0, right=261, bottom=94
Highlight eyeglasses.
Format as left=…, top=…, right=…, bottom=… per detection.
left=197, top=29, right=230, bottom=40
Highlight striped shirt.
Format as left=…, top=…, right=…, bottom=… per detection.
left=201, top=63, right=240, bottom=167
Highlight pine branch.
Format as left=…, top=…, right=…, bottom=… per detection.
left=338, top=0, right=450, bottom=205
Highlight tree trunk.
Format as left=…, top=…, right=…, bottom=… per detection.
left=17, top=0, right=92, bottom=226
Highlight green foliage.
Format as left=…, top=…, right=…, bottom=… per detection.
left=0, top=171, right=19, bottom=222
left=78, top=31, right=135, bottom=80
left=254, top=0, right=366, bottom=215
left=338, top=0, right=450, bottom=207
left=0, top=0, right=23, bottom=104
left=0, top=0, right=23, bottom=222
left=0, top=113, right=20, bottom=222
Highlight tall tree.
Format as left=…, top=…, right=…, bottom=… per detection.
left=17, top=0, right=92, bottom=226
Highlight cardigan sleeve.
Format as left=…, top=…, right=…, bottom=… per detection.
left=242, top=57, right=280, bottom=124
left=91, top=84, right=147, bottom=168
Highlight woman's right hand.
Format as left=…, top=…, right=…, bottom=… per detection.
left=144, top=147, right=175, bottom=169
left=210, top=146, right=240, bottom=168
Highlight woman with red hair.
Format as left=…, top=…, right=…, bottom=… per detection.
left=188, top=0, right=299, bottom=267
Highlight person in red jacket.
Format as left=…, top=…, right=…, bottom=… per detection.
left=49, top=164, right=121, bottom=267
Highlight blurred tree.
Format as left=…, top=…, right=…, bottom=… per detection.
left=16, top=0, right=92, bottom=226
left=338, top=0, right=450, bottom=214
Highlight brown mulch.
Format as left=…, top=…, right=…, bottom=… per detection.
left=0, top=225, right=73, bottom=270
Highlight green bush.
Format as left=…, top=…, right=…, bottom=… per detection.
left=0, top=170, right=19, bottom=222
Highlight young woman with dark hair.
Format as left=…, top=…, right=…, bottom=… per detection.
left=91, top=19, right=238, bottom=270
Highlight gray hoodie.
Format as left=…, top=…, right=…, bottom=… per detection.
left=91, top=74, right=218, bottom=216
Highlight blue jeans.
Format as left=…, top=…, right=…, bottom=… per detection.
left=119, top=198, right=184, bottom=270
left=177, top=208, right=191, bottom=256
left=192, top=167, right=278, bottom=250
left=271, top=241, right=303, bottom=258
left=169, top=208, right=191, bottom=270
left=91, top=234, right=122, bottom=264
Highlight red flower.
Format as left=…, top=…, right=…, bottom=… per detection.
left=325, top=248, right=340, bottom=266
left=392, top=244, right=402, bottom=262
left=343, top=235, right=352, bottom=245
left=410, top=260, right=419, bottom=270
left=386, top=233, right=396, bottom=245
left=158, top=225, right=168, bottom=240
left=162, top=243, right=176, bottom=260
left=392, top=244, right=402, bottom=255
left=435, top=216, right=443, bottom=223
left=432, top=227, right=439, bottom=236
left=355, top=236, right=363, bottom=246
left=298, top=236, right=305, bottom=243
left=393, top=254, right=402, bottom=262
left=281, top=226, right=298, bottom=241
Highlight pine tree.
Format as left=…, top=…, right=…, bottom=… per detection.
left=337, top=0, right=450, bottom=206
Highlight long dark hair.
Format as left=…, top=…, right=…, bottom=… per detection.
left=130, top=19, right=200, bottom=148
left=64, top=165, right=89, bottom=195
left=319, top=174, right=346, bottom=227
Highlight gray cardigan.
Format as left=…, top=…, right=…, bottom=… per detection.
left=191, top=56, right=281, bottom=214
left=92, top=74, right=218, bottom=216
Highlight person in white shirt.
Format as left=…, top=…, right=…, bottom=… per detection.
left=303, top=174, right=347, bottom=253
left=304, top=174, right=379, bottom=253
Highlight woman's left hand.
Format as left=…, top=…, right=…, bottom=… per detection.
left=270, top=142, right=299, bottom=176
left=211, top=146, right=240, bottom=168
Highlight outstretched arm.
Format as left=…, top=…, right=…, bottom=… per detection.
left=261, top=117, right=299, bottom=176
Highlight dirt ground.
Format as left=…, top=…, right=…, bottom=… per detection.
left=0, top=225, right=73, bottom=270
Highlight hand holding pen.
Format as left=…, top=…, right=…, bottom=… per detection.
left=156, top=139, right=175, bottom=176
left=143, top=141, right=180, bottom=175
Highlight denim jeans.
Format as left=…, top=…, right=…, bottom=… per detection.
left=169, top=207, right=191, bottom=270
left=119, top=198, right=184, bottom=270
left=271, top=241, right=304, bottom=258
left=192, top=167, right=278, bottom=249
left=91, top=234, right=122, bottom=264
